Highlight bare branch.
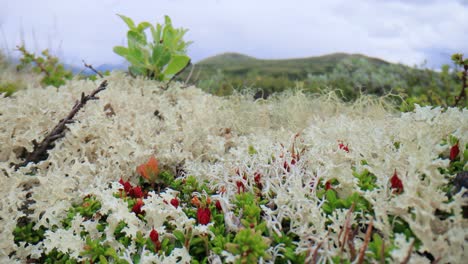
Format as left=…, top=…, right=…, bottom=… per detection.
left=310, top=240, right=324, bottom=264
left=400, top=240, right=415, bottom=264
left=339, top=203, right=355, bottom=252
left=82, top=60, right=104, bottom=78
left=357, top=220, right=373, bottom=264
left=14, top=80, right=108, bottom=170
left=184, top=63, right=195, bottom=85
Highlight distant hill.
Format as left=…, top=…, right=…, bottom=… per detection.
left=176, top=51, right=459, bottom=104
left=65, top=63, right=127, bottom=75
left=186, top=52, right=391, bottom=80
left=197, top=52, right=257, bottom=65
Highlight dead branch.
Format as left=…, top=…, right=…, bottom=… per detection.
left=184, top=63, right=195, bottom=85
left=306, top=232, right=329, bottom=264
left=453, top=64, right=467, bottom=107
left=400, top=240, right=414, bottom=264
left=380, top=239, right=385, bottom=264
left=82, top=60, right=104, bottom=78
left=357, top=219, right=373, bottom=264
left=310, top=240, right=324, bottom=264
left=347, top=228, right=357, bottom=260
left=14, top=80, right=108, bottom=170
left=339, top=203, right=355, bottom=253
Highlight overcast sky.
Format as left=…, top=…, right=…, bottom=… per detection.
left=1, top=0, right=467, bottom=68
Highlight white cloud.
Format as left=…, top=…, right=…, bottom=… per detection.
left=1, top=0, right=467, bottom=68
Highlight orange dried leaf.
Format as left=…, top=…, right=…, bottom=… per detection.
left=137, top=156, right=160, bottom=183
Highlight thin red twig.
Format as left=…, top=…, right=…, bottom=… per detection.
left=357, top=220, right=373, bottom=264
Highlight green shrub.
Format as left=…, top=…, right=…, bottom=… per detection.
left=113, top=14, right=191, bottom=81
left=16, top=46, right=73, bottom=88
left=451, top=53, right=468, bottom=107
left=0, top=81, right=20, bottom=97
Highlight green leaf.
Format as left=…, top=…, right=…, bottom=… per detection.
left=129, top=65, right=146, bottom=76
left=449, top=135, right=459, bottom=146
left=127, top=30, right=147, bottom=47
left=151, top=24, right=163, bottom=45
left=117, top=14, right=136, bottom=29
left=322, top=204, right=332, bottom=214
left=99, top=255, right=108, bottom=264
left=164, top=15, right=172, bottom=26
left=157, top=49, right=171, bottom=69
left=126, top=49, right=146, bottom=67
left=113, top=46, right=129, bottom=57
left=173, top=230, right=185, bottom=243
left=137, top=22, right=152, bottom=33
left=325, top=189, right=337, bottom=203
left=150, top=45, right=164, bottom=66
left=248, top=145, right=257, bottom=155
left=162, top=55, right=190, bottom=77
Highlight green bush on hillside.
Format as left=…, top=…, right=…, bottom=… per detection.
left=187, top=54, right=466, bottom=111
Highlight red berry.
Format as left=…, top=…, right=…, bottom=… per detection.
left=215, top=200, right=222, bottom=212
left=149, top=228, right=159, bottom=243
left=149, top=228, right=161, bottom=251
left=197, top=207, right=211, bottom=225
left=119, top=178, right=133, bottom=194
left=339, top=143, right=349, bottom=153
left=131, top=186, right=144, bottom=198
left=325, top=181, right=332, bottom=190
left=390, top=170, right=404, bottom=194
left=132, top=199, right=145, bottom=215
left=236, top=181, right=245, bottom=194
left=450, top=143, right=460, bottom=161
left=170, top=198, right=179, bottom=208
left=283, top=161, right=291, bottom=172
left=254, top=172, right=263, bottom=189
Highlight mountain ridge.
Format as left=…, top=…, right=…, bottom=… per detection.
left=197, top=52, right=390, bottom=66
left=184, top=51, right=395, bottom=82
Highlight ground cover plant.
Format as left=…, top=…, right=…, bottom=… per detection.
left=0, top=71, right=467, bottom=263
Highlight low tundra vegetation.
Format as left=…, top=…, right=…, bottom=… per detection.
left=0, top=73, right=466, bottom=263
left=9, top=138, right=467, bottom=263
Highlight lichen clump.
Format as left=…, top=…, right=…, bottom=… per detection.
left=0, top=72, right=466, bottom=263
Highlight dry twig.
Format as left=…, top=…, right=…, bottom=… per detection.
left=338, top=203, right=355, bottom=253
left=400, top=240, right=414, bottom=264
left=82, top=60, right=104, bottom=78
left=184, top=63, right=195, bottom=85
left=310, top=240, right=324, bottom=264
left=14, top=80, right=108, bottom=169
left=165, top=60, right=192, bottom=89
left=357, top=219, right=373, bottom=264
left=453, top=65, right=467, bottom=106
left=347, top=228, right=357, bottom=260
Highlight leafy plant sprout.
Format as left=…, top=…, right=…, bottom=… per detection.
left=113, top=14, right=192, bottom=82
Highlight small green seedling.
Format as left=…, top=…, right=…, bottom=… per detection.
left=113, top=14, right=191, bottom=81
